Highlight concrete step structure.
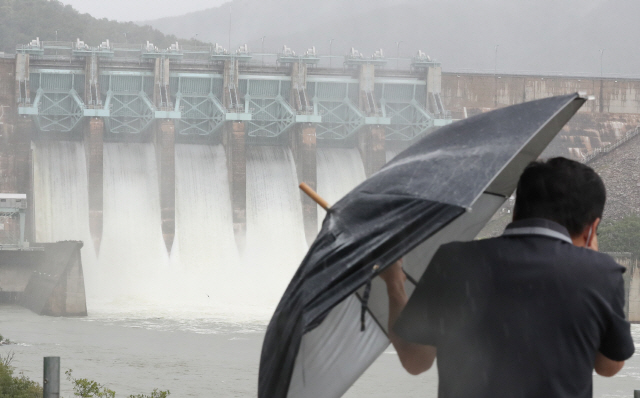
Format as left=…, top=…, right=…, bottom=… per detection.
left=0, top=241, right=87, bottom=316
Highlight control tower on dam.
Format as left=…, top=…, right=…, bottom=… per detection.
left=0, top=39, right=451, bottom=253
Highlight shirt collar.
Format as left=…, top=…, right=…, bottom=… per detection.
left=502, top=218, right=573, bottom=244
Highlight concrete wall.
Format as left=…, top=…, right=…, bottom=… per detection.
left=0, top=241, right=87, bottom=316
left=20, top=242, right=87, bottom=316
left=442, top=73, right=640, bottom=114
left=442, top=73, right=640, bottom=160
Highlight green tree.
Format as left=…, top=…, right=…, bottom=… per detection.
left=598, top=214, right=640, bottom=257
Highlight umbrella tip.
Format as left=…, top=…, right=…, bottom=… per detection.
left=577, top=91, right=595, bottom=101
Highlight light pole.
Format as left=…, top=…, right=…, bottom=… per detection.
left=395, top=41, right=404, bottom=69
left=494, top=44, right=499, bottom=75
left=55, top=30, right=58, bottom=42
left=329, top=38, right=335, bottom=68
left=599, top=49, right=605, bottom=77
left=261, top=36, right=266, bottom=67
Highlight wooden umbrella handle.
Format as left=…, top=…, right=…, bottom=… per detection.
left=299, top=182, right=330, bottom=211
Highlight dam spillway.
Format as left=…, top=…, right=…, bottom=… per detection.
left=0, top=40, right=451, bottom=260
left=0, top=40, right=455, bottom=316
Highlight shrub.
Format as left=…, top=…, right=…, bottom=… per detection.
left=0, top=352, right=43, bottom=398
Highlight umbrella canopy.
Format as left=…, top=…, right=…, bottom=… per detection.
left=259, top=93, right=587, bottom=398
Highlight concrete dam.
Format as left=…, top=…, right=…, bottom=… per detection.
left=0, top=40, right=453, bottom=315
left=0, top=40, right=452, bottom=254
left=2, top=39, right=640, bottom=317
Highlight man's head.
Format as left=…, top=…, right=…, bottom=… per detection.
left=513, top=157, right=606, bottom=239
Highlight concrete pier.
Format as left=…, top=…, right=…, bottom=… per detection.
left=15, top=119, right=34, bottom=242
left=290, top=124, right=317, bottom=244
left=222, top=59, right=247, bottom=251
left=153, top=58, right=176, bottom=252
left=358, top=126, right=386, bottom=177
left=289, top=62, right=318, bottom=243
left=357, top=64, right=387, bottom=177
left=84, top=118, right=103, bottom=252
left=224, top=122, right=246, bottom=251
left=156, top=119, right=176, bottom=252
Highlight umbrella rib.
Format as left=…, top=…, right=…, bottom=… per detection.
left=403, top=269, right=418, bottom=286
left=482, top=191, right=508, bottom=198
left=355, top=292, right=389, bottom=338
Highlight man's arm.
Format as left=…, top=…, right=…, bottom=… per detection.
left=594, top=352, right=624, bottom=377
left=578, top=224, right=629, bottom=377
left=380, top=260, right=437, bottom=375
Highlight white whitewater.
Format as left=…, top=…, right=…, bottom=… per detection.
left=169, top=144, right=256, bottom=319
left=173, top=144, right=238, bottom=271
left=96, top=143, right=168, bottom=303
left=32, top=140, right=97, bottom=289
left=244, top=145, right=308, bottom=312
left=316, top=147, right=367, bottom=227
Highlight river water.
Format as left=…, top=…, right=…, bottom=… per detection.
left=1, top=305, right=639, bottom=397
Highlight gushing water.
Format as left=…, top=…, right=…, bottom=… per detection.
left=97, top=143, right=168, bottom=303
left=244, top=145, right=308, bottom=311
left=33, top=141, right=93, bottom=246
left=32, top=141, right=98, bottom=291
left=168, top=144, right=253, bottom=319
left=316, top=147, right=367, bottom=227
left=173, top=144, right=238, bottom=271
left=31, top=142, right=367, bottom=321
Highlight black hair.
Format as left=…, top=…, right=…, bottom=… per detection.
left=513, top=157, right=606, bottom=237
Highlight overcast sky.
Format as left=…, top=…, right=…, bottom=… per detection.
left=59, top=0, right=226, bottom=21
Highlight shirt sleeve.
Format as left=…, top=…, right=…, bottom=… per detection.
left=599, top=273, right=635, bottom=361
left=394, top=244, right=467, bottom=346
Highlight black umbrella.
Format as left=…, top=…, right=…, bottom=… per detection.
left=259, top=93, right=587, bottom=398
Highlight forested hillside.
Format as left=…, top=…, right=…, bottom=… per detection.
left=0, top=0, right=204, bottom=53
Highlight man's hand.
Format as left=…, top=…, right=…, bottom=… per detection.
left=380, top=258, right=437, bottom=375
left=380, top=258, right=406, bottom=286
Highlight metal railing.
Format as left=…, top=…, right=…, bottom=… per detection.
left=445, top=68, right=640, bottom=80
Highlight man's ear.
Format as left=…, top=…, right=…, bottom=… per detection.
left=585, top=218, right=601, bottom=248
left=575, top=218, right=601, bottom=248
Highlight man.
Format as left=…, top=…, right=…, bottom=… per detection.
left=381, top=157, right=635, bottom=397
